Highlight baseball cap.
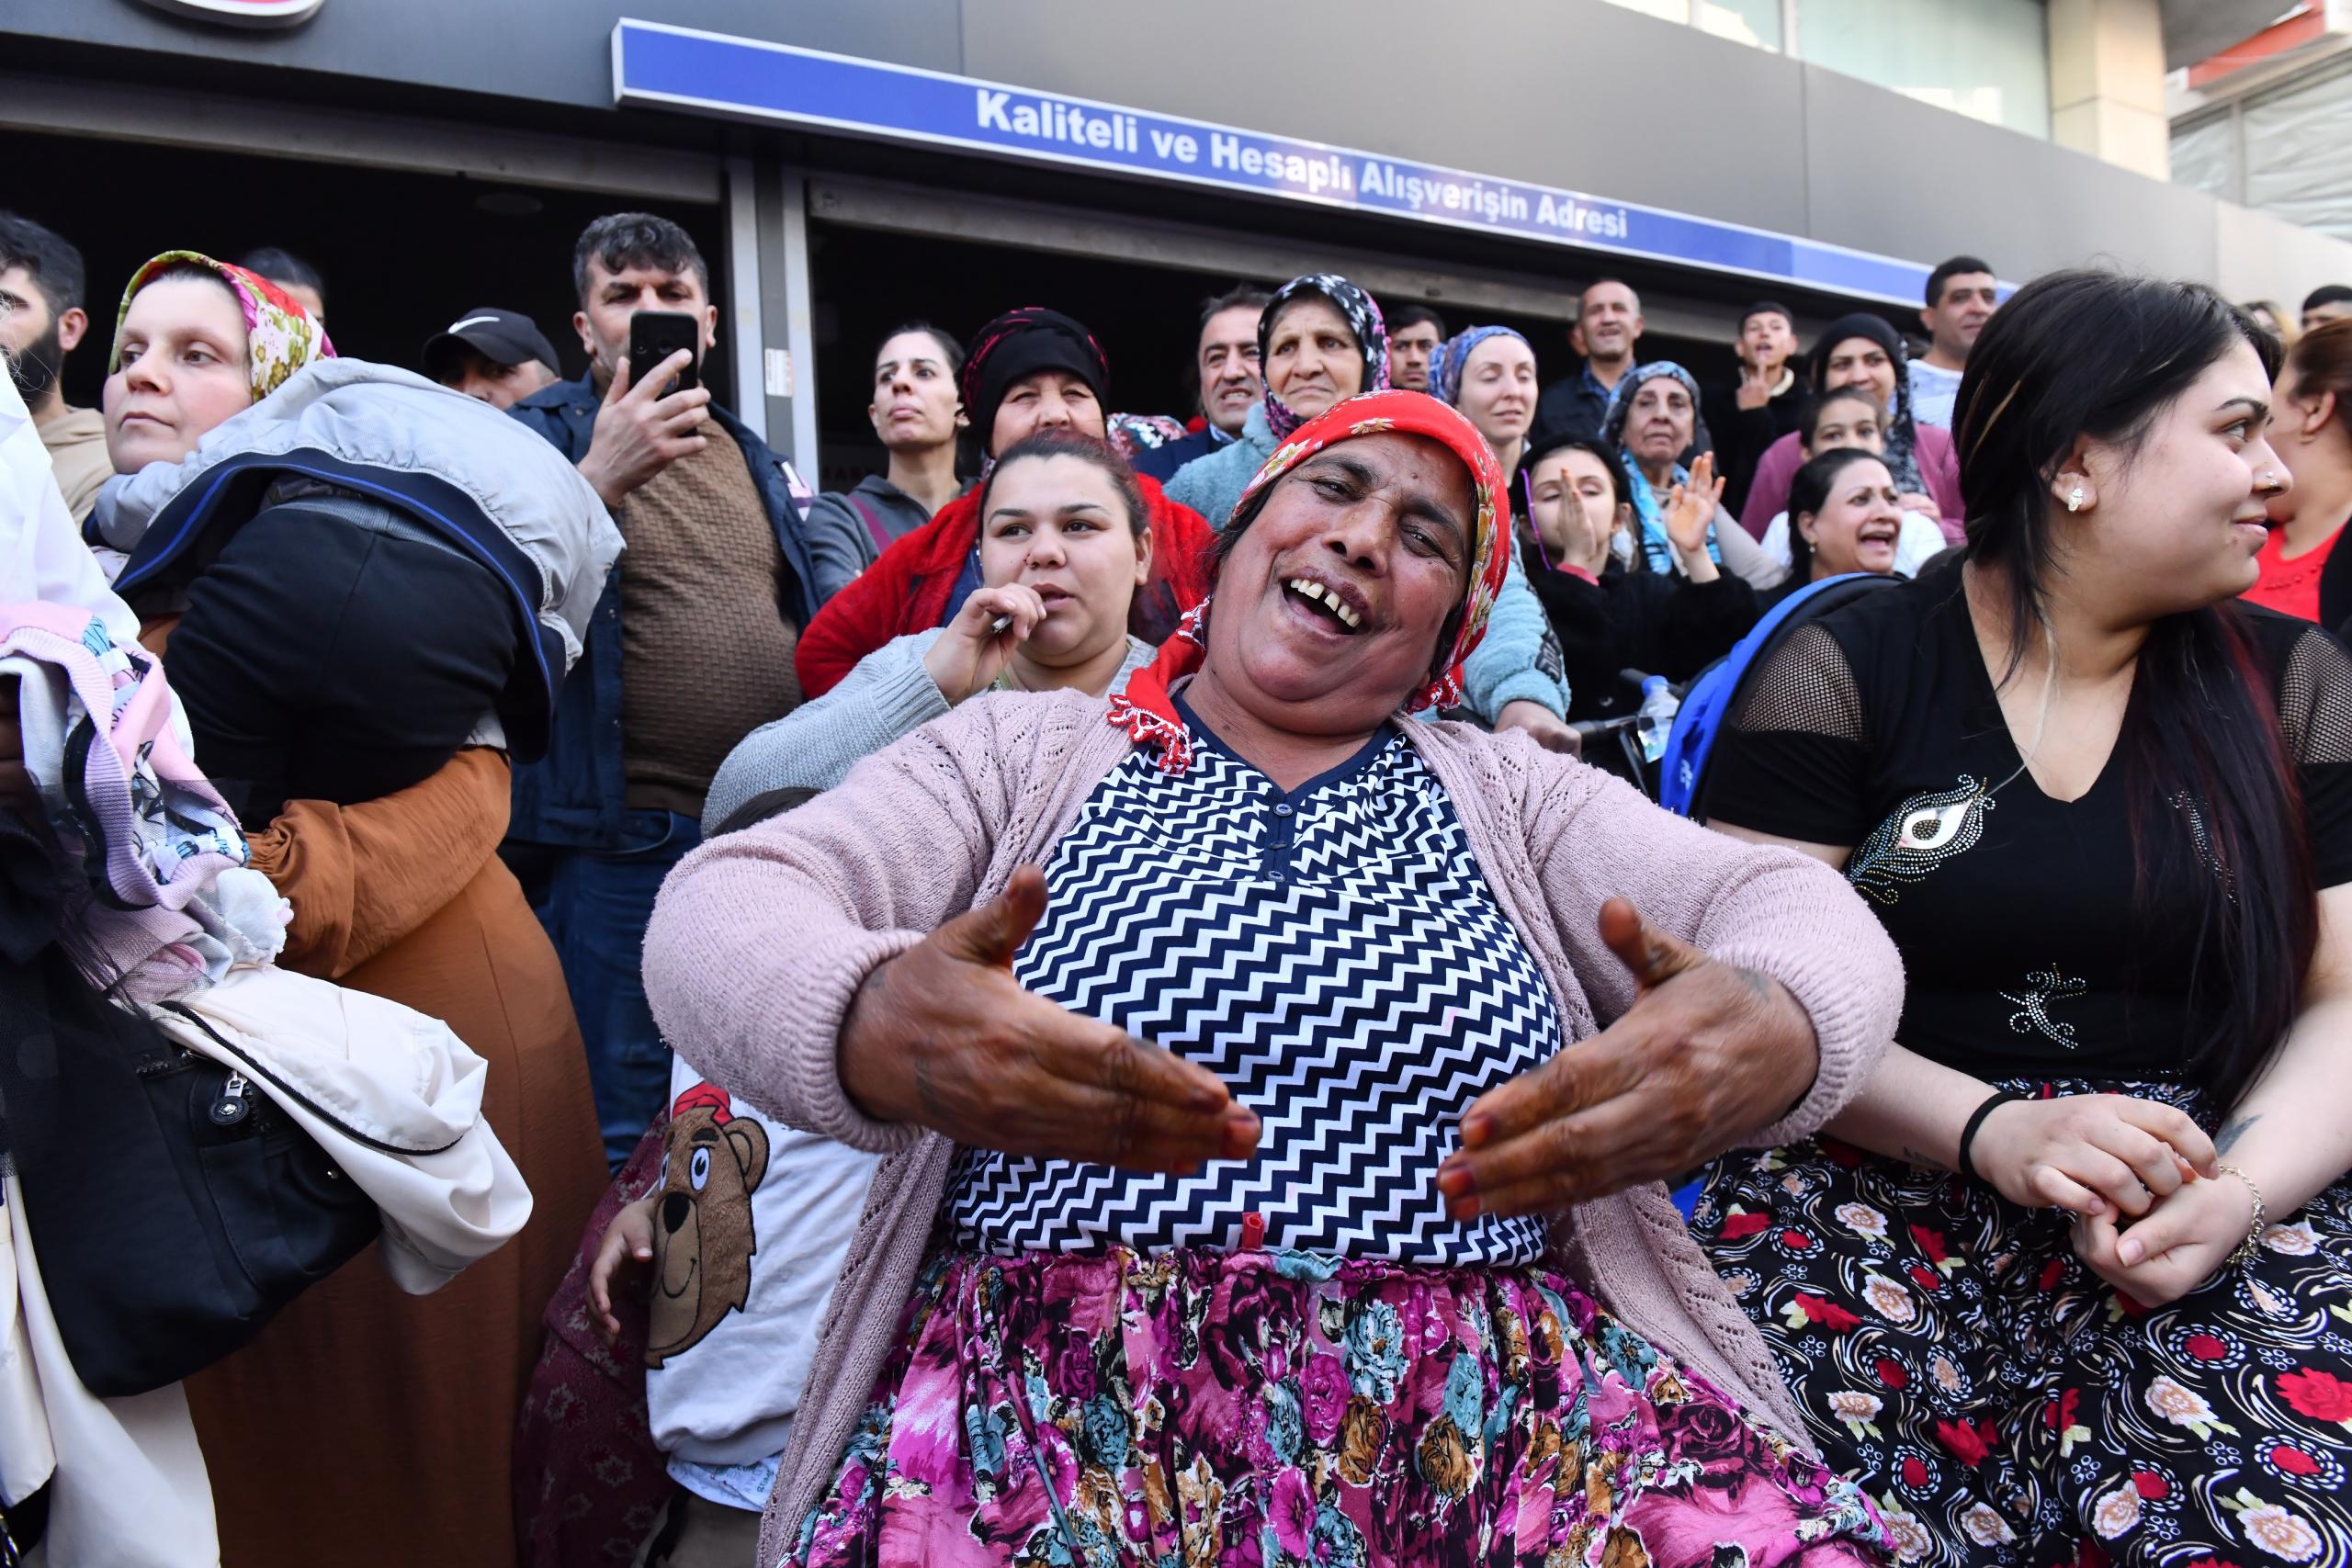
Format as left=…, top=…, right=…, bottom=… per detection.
left=422, top=307, right=560, bottom=381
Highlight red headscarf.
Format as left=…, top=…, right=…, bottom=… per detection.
left=1106, top=389, right=1509, bottom=773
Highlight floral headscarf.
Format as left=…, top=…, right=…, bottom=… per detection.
left=1425, top=324, right=1532, bottom=411
left=108, top=251, right=334, bottom=403
left=1599, top=361, right=1718, bottom=574
left=1259, top=274, right=1390, bottom=441
left=1107, top=390, right=1507, bottom=773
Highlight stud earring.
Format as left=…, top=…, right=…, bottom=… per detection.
left=2066, top=485, right=2086, bottom=513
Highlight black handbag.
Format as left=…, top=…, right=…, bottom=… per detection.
left=0, top=820, right=380, bottom=1398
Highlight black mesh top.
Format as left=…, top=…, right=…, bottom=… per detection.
left=1706, top=558, right=2352, bottom=1080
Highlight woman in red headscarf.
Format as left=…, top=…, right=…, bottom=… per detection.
left=646, top=391, right=1905, bottom=1568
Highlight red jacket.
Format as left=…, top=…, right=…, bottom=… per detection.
left=795, top=473, right=1217, bottom=698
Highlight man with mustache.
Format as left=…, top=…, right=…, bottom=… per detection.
left=0, top=213, right=106, bottom=524
left=1907, top=254, right=1997, bottom=431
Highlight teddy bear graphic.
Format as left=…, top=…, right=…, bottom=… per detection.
left=647, top=1082, right=771, bottom=1367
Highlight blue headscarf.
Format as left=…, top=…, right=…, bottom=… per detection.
left=1599, top=361, right=1718, bottom=574
left=1426, top=324, right=1532, bottom=410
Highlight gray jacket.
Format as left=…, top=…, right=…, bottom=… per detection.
left=1162, top=401, right=1279, bottom=527
left=704, top=629, right=1156, bottom=834
left=807, top=472, right=936, bottom=561
left=94, top=358, right=621, bottom=679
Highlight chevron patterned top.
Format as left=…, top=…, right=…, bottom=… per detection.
left=945, top=704, right=1566, bottom=1265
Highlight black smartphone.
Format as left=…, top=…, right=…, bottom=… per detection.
left=627, top=310, right=701, bottom=396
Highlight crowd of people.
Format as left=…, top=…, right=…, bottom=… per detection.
left=1, top=197, right=2350, bottom=1568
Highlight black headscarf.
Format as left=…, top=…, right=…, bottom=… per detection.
left=960, top=308, right=1110, bottom=454
left=1806, top=311, right=1925, bottom=493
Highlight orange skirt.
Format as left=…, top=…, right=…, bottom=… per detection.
left=183, top=858, right=605, bottom=1567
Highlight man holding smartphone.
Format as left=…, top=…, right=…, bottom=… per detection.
left=508, top=212, right=867, bottom=1168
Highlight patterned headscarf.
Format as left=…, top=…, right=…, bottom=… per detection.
left=1259, top=274, right=1390, bottom=441
left=1599, top=361, right=1718, bottom=574
left=1806, top=311, right=1926, bottom=493
left=1107, top=390, right=1507, bottom=773
left=108, top=251, right=334, bottom=403
left=1425, top=325, right=1532, bottom=411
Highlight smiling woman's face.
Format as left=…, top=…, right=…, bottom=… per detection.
left=1202, top=430, right=1475, bottom=738
left=1796, top=456, right=1901, bottom=579
left=1456, top=335, right=1538, bottom=450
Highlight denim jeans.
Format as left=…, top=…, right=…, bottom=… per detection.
left=518, top=809, right=701, bottom=1169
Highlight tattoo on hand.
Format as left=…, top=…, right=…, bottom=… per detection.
left=2215, top=1113, right=2260, bottom=1155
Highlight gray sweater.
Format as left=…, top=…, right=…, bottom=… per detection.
left=702, top=628, right=1157, bottom=833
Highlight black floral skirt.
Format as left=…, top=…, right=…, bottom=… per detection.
left=1690, top=1077, right=2352, bottom=1568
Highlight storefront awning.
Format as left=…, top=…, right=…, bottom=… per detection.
left=611, top=17, right=1954, bottom=310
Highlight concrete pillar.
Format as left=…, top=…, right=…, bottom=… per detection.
left=2048, top=0, right=2171, bottom=179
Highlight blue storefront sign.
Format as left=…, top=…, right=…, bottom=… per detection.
left=613, top=18, right=1934, bottom=305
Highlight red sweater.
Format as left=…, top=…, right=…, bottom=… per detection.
left=795, top=474, right=1217, bottom=698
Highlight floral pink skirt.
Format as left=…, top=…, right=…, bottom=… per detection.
left=788, top=1247, right=1891, bottom=1568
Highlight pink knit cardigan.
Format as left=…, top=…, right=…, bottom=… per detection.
left=642, top=691, right=1904, bottom=1560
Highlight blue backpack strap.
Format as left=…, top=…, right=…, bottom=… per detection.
left=1658, top=573, right=1902, bottom=818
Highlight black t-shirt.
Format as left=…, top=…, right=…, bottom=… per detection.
left=1706, top=560, right=2352, bottom=1080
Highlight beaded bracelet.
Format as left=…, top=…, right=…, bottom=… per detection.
left=2214, top=1162, right=2267, bottom=1267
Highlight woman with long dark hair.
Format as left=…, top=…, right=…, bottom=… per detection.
left=1690, top=270, right=2352, bottom=1568
left=1519, top=431, right=1758, bottom=721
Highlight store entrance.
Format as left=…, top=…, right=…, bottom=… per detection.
left=805, top=216, right=1732, bottom=497
left=9, top=130, right=726, bottom=412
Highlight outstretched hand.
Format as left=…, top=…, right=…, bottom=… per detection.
left=1662, top=452, right=1726, bottom=560
left=1437, top=897, right=1817, bottom=1219
left=839, top=865, right=1261, bottom=1172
